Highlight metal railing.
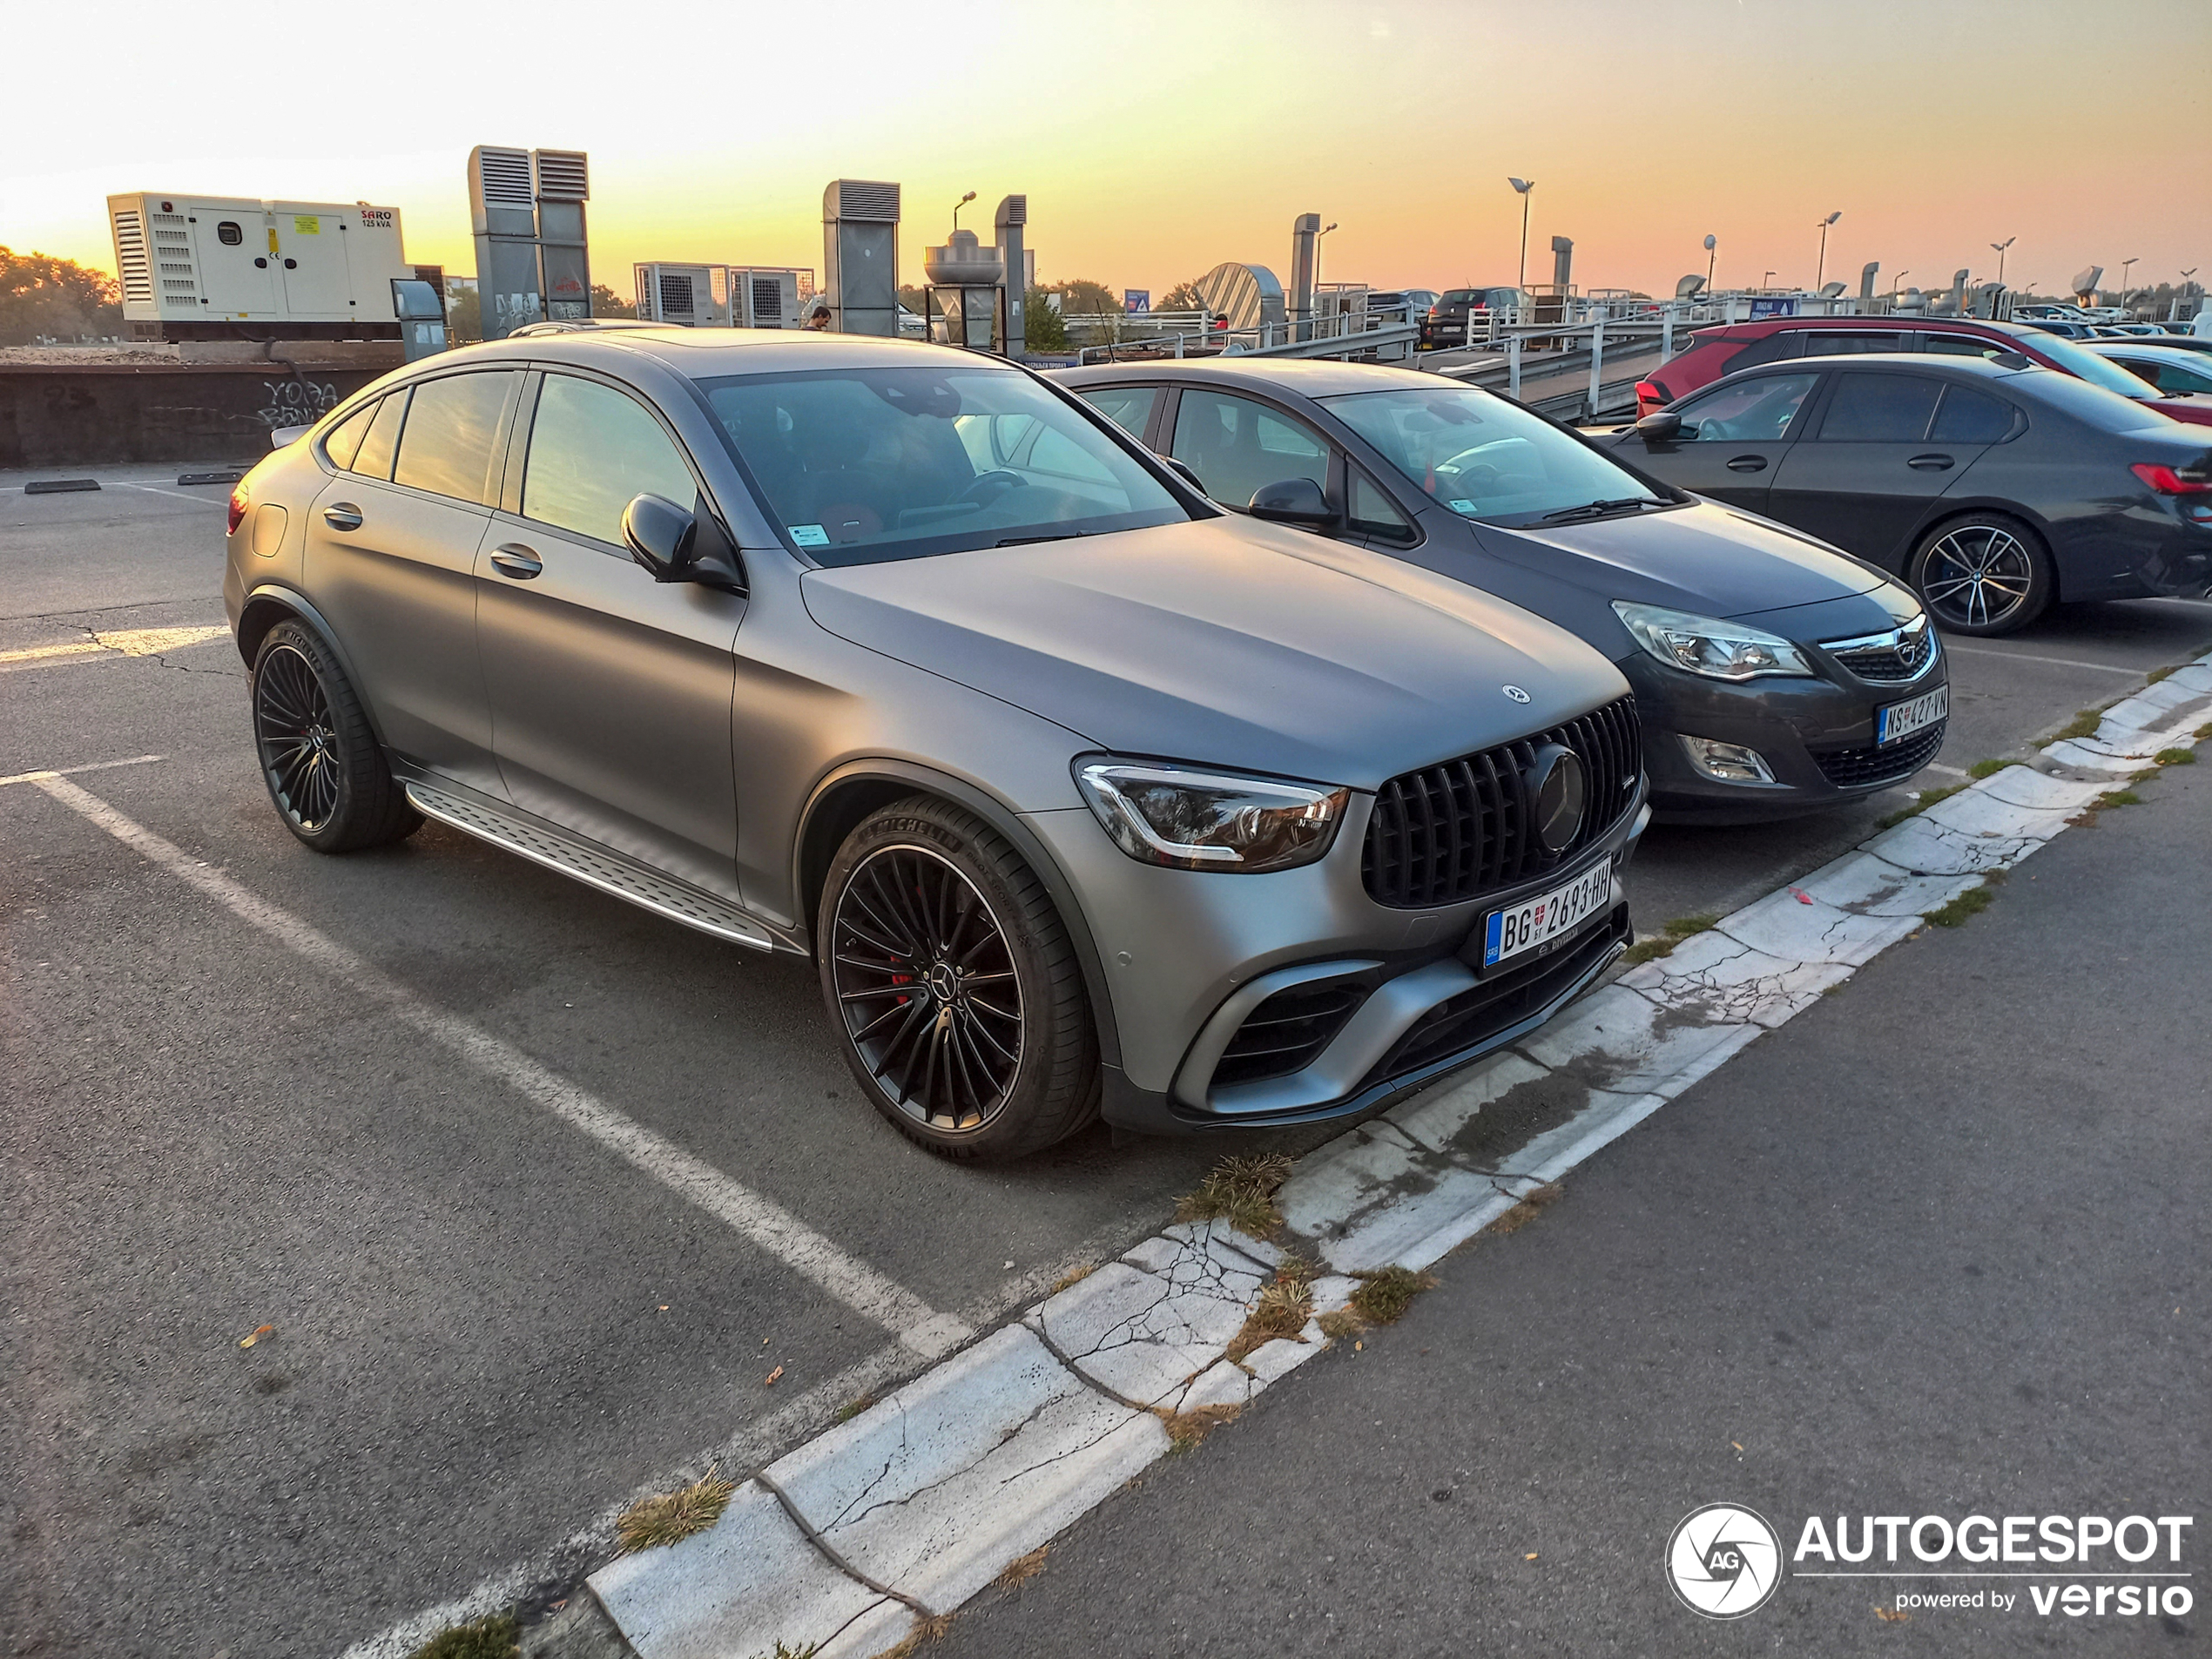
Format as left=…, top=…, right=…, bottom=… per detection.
left=1065, top=300, right=1420, bottom=364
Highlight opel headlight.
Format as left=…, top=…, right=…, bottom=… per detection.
left=1075, top=759, right=1349, bottom=873
left=1612, top=601, right=1814, bottom=681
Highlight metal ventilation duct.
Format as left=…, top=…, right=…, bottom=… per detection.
left=824, top=179, right=901, bottom=335
left=1289, top=213, right=1319, bottom=341
left=1197, top=262, right=1285, bottom=334
left=469, top=145, right=541, bottom=339
left=533, top=148, right=590, bottom=320
left=995, top=195, right=1028, bottom=358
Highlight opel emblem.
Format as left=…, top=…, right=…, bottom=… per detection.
left=1502, top=684, right=1532, bottom=705
left=1524, top=744, right=1588, bottom=854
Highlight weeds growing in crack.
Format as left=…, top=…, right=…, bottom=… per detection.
left=1620, top=914, right=1721, bottom=968
left=2095, top=788, right=2141, bottom=810
left=1317, top=1308, right=1366, bottom=1341
left=1158, top=1402, right=1241, bottom=1453
left=1876, top=782, right=1966, bottom=832
left=1967, top=758, right=2021, bottom=779
left=617, top=1471, right=736, bottom=1553
left=1923, top=879, right=1998, bottom=928
left=1348, top=1264, right=1439, bottom=1322
left=2052, top=708, right=2104, bottom=744
left=1224, top=1275, right=1313, bottom=1364
left=836, top=1394, right=876, bottom=1424
left=995, top=1544, right=1049, bottom=1590
left=1484, top=1181, right=1566, bottom=1239
left=406, top=1612, right=518, bottom=1659
left=1175, top=1152, right=1293, bottom=1238
left=2154, top=749, right=2196, bottom=767
left=754, top=1643, right=819, bottom=1659
left=876, top=1612, right=955, bottom=1656
left=1049, top=1264, right=1095, bottom=1294
left=2196, top=723, right=2212, bottom=741
left=2145, top=665, right=2175, bottom=685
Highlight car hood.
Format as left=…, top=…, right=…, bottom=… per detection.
left=1473, top=499, right=1886, bottom=621
left=800, top=516, right=1628, bottom=790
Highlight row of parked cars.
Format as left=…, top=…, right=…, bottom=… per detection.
left=220, top=307, right=2210, bottom=1161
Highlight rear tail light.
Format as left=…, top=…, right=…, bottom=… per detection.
left=1635, top=381, right=1665, bottom=415
left=227, top=482, right=249, bottom=535
left=2131, top=462, right=2212, bottom=495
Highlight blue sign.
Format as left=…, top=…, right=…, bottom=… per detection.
left=1748, top=297, right=1800, bottom=319
left=1123, top=290, right=1150, bottom=314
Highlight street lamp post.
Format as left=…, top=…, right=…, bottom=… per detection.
left=2120, top=256, right=2139, bottom=309
left=1703, top=233, right=1717, bottom=291
left=1761, top=270, right=1777, bottom=291
left=1815, top=211, right=1842, bottom=289
left=1892, top=269, right=1910, bottom=300
left=1990, top=237, right=2015, bottom=287
left=1507, top=178, right=1535, bottom=291
left=1316, top=220, right=1339, bottom=299
left=951, top=190, right=976, bottom=231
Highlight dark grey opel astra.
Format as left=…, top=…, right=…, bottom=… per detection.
left=224, top=327, right=1647, bottom=1159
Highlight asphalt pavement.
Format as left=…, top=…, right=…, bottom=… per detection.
left=937, top=748, right=2211, bottom=1657
left=3, top=464, right=2207, bottom=1656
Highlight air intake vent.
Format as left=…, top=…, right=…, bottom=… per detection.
left=532, top=149, right=589, bottom=201
left=751, top=276, right=783, bottom=323
left=475, top=147, right=535, bottom=208
left=998, top=195, right=1028, bottom=226
left=829, top=179, right=900, bottom=222
left=658, top=272, right=695, bottom=316
left=113, top=210, right=153, bottom=303
left=1362, top=695, right=1642, bottom=909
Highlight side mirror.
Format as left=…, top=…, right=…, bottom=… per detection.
left=621, top=493, right=748, bottom=595
left=271, top=423, right=312, bottom=448
left=1161, top=455, right=1207, bottom=495
left=622, top=493, right=696, bottom=581
left=1634, top=411, right=1684, bottom=441
left=1247, top=475, right=1339, bottom=528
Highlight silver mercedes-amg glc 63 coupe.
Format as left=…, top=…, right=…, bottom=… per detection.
left=223, top=326, right=1648, bottom=1158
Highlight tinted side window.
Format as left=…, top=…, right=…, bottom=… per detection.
left=1348, top=470, right=1416, bottom=545
left=323, top=399, right=378, bottom=471
left=1930, top=386, right=2015, bottom=443
left=523, top=374, right=698, bottom=544
left=1081, top=386, right=1158, bottom=438
left=1169, top=389, right=1329, bottom=509
left=351, top=389, right=408, bottom=482
left=1924, top=334, right=2000, bottom=359
left=1817, top=374, right=1943, bottom=442
left=1798, top=332, right=1908, bottom=357
left=393, top=372, right=516, bottom=503
left=1721, top=332, right=1801, bottom=372
left=1676, top=373, right=1818, bottom=442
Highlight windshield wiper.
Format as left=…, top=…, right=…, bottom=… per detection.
left=1537, top=496, right=1666, bottom=524
left=995, top=529, right=1099, bottom=547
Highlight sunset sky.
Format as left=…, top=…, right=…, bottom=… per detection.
left=4, top=0, right=2207, bottom=303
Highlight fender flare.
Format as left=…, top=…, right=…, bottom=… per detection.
left=235, top=583, right=395, bottom=748
left=795, top=759, right=1123, bottom=1069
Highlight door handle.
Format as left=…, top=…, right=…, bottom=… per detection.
left=489, top=543, right=543, bottom=580
left=1725, top=455, right=1768, bottom=473
left=1907, top=454, right=1956, bottom=471
left=322, top=502, right=363, bottom=530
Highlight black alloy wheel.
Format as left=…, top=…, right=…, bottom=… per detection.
left=819, top=796, right=1098, bottom=1159
left=249, top=619, right=421, bottom=852
left=1908, top=514, right=2054, bottom=637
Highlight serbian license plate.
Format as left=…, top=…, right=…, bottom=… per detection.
left=1877, top=685, right=1948, bottom=746
left=1481, top=860, right=1613, bottom=970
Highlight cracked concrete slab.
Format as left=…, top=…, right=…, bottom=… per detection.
left=1975, top=766, right=2109, bottom=813
left=1519, top=982, right=1763, bottom=1089
left=1919, top=785, right=2072, bottom=842
left=766, top=1322, right=1167, bottom=1615
left=1711, top=883, right=1919, bottom=968
left=1792, top=850, right=1981, bottom=920
left=1027, top=1257, right=1250, bottom=1407
left=589, top=1479, right=896, bottom=1659
left=1860, top=813, right=2041, bottom=876
left=1276, top=1123, right=1424, bottom=1244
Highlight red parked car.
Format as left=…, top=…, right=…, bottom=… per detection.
left=1636, top=314, right=2212, bottom=428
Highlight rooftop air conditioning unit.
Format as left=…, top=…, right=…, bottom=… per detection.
left=732, top=266, right=804, bottom=328
left=108, top=192, right=410, bottom=341
left=633, top=263, right=732, bottom=327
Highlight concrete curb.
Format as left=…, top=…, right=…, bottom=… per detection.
left=552, top=652, right=2212, bottom=1659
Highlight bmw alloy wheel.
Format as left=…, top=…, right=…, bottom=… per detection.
left=1916, top=523, right=2037, bottom=632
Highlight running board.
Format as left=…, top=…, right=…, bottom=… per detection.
left=404, top=782, right=776, bottom=952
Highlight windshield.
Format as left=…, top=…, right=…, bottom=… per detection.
left=701, top=366, right=1189, bottom=564
left=1321, top=385, right=1669, bottom=525
left=1993, top=323, right=2160, bottom=400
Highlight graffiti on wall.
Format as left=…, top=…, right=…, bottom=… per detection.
left=255, top=379, right=341, bottom=428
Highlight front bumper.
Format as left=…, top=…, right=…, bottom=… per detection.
left=1027, top=784, right=1649, bottom=1136
left=1625, top=652, right=1951, bottom=824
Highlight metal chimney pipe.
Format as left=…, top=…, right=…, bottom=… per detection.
left=1289, top=213, right=1320, bottom=342
left=1859, top=261, right=1880, bottom=302
left=1550, top=235, right=1575, bottom=292
left=468, top=145, right=540, bottom=340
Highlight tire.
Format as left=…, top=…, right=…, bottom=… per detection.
left=1907, top=512, right=2054, bottom=637
left=249, top=619, right=421, bottom=853
left=818, top=795, right=1099, bottom=1160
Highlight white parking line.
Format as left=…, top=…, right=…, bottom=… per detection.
left=0, top=754, right=163, bottom=787
left=1942, top=644, right=2148, bottom=675
left=114, top=481, right=232, bottom=506
left=22, top=772, right=973, bottom=1361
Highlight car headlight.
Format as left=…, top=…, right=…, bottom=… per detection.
left=1074, top=759, right=1349, bottom=873
left=1611, top=601, right=1814, bottom=681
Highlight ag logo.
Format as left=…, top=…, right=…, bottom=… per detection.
left=1666, top=1502, right=1782, bottom=1619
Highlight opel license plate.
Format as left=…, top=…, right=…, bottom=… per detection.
left=1876, top=684, right=1947, bottom=746
left=1481, top=860, right=1612, bottom=969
